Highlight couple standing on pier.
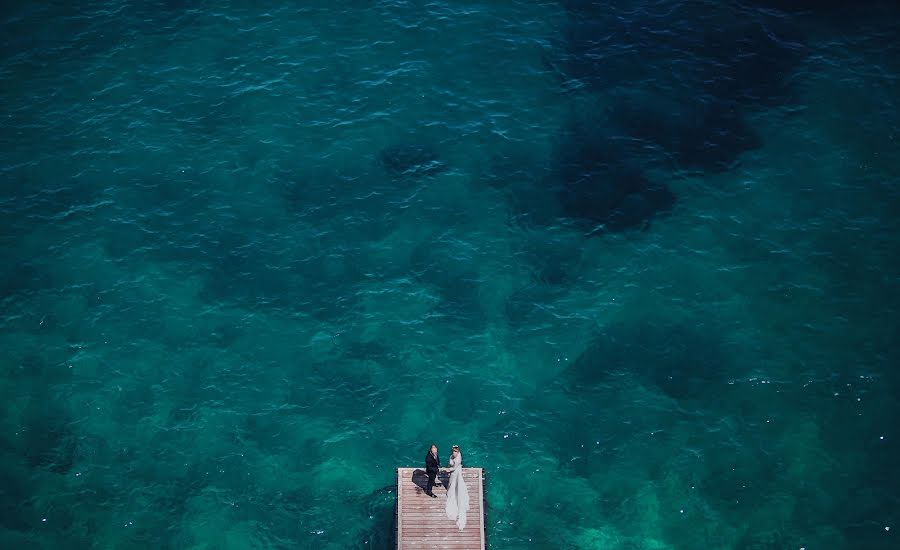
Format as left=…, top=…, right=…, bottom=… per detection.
left=424, top=444, right=469, bottom=530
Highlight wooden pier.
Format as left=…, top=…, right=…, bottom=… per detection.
left=396, top=467, right=485, bottom=550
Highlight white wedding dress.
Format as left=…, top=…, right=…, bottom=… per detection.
left=445, top=452, right=469, bottom=530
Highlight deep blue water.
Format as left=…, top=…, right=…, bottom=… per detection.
left=2, top=1, right=899, bottom=548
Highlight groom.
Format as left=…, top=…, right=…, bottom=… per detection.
left=424, top=444, right=441, bottom=498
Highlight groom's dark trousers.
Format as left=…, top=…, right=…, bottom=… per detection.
left=425, top=451, right=440, bottom=495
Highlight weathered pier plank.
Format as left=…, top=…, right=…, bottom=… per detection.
left=396, top=467, right=485, bottom=550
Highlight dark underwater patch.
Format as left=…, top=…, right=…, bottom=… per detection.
left=560, top=1, right=805, bottom=104
left=488, top=110, right=675, bottom=234
left=504, top=284, right=568, bottom=329
left=563, top=320, right=730, bottom=402
left=606, top=93, right=762, bottom=171
left=550, top=117, right=676, bottom=232
left=197, top=222, right=365, bottom=321
left=0, top=262, right=51, bottom=301
left=377, top=143, right=446, bottom=179
left=481, top=319, right=738, bottom=481
left=316, top=482, right=396, bottom=548
left=516, top=231, right=584, bottom=286
left=19, top=399, right=75, bottom=474
left=749, top=0, right=900, bottom=13
left=557, top=2, right=804, bottom=172
left=0, top=466, right=34, bottom=532
left=198, top=231, right=300, bottom=309
left=427, top=272, right=485, bottom=326
left=341, top=339, right=392, bottom=363
left=409, top=239, right=487, bottom=328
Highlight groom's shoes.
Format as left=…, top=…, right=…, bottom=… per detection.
left=427, top=492, right=437, bottom=498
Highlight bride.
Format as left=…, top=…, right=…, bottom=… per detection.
left=443, top=444, right=469, bottom=530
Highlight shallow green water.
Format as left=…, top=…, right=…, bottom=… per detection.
left=1, top=1, right=899, bottom=548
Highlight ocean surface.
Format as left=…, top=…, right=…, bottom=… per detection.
left=2, top=1, right=899, bottom=548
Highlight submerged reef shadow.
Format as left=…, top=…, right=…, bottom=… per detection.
left=408, top=237, right=487, bottom=329
left=562, top=319, right=732, bottom=402
left=555, top=1, right=807, bottom=171
left=377, top=143, right=447, bottom=179
left=548, top=111, right=676, bottom=233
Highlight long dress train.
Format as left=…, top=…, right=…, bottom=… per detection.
left=445, top=452, right=469, bottom=530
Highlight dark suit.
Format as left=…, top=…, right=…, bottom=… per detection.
left=425, top=451, right=441, bottom=495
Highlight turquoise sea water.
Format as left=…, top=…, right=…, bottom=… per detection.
left=2, top=1, right=899, bottom=548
